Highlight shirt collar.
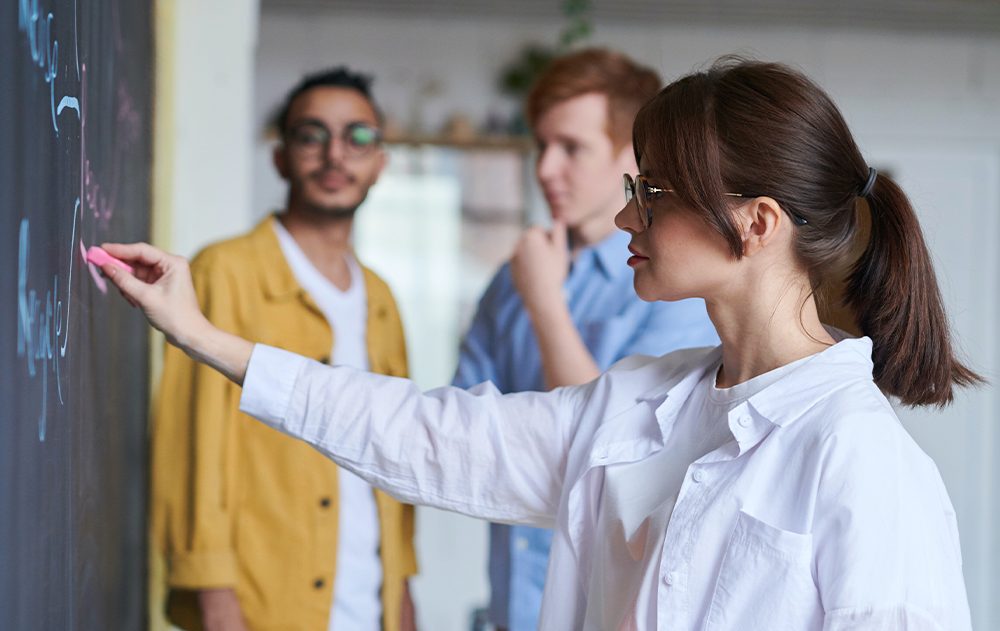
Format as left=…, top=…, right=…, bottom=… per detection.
left=637, top=346, right=722, bottom=402
left=634, top=335, right=875, bottom=457
left=746, top=335, right=875, bottom=428
left=585, top=229, right=632, bottom=280
left=248, top=215, right=304, bottom=302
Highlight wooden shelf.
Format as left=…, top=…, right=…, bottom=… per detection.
left=383, top=133, right=534, bottom=153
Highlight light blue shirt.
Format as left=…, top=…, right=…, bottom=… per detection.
left=452, top=228, right=720, bottom=631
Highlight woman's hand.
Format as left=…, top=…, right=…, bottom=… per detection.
left=100, top=242, right=209, bottom=350
left=100, top=242, right=254, bottom=385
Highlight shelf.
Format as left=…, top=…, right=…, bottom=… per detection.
left=383, top=133, right=535, bottom=153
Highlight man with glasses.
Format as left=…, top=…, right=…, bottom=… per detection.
left=150, top=68, right=417, bottom=631
left=453, top=49, right=720, bottom=631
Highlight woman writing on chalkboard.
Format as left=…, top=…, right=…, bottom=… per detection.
left=104, top=59, right=976, bottom=630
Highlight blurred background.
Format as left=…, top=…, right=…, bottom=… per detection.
left=151, top=1, right=1000, bottom=630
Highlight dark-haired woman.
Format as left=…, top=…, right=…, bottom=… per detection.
left=105, top=59, right=976, bottom=630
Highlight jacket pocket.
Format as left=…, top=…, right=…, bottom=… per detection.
left=704, top=510, right=822, bottom=631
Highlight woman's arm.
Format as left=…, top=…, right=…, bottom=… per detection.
left=101, top=243, right=253, bottom=384
left=240, top=344, right=580, bottom=525
left=102, top=242, right=583, bottom=525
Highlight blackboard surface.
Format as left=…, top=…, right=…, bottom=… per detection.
left=1, top=0, right=152, bottom=628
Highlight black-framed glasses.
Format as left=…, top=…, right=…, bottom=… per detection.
left=623, top=173, right=807, bottom=228
left=285, top=121, right=383, bottom=160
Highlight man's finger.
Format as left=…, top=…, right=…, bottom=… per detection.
left=550, top=219, right=568, bottom=250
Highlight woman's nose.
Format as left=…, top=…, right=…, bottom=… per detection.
left=615, top=199, right=641, bottom=233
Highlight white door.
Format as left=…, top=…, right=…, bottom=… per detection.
left=865, top=139, right=1000, bottom=630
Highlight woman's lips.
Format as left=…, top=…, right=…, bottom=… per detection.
left=627, top=245, right=648, bottom=266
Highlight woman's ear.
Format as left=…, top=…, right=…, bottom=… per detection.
left=740, top=197, right=784, bottom=257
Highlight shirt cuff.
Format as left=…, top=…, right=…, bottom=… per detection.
left=239, top=344, right=308, bottom=430
left=168, top=549, right=239, bottom=588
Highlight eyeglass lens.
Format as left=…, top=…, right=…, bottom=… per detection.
left=623, top=174, right=652, bottom=228
left=287, top=122, right=381, bottom=158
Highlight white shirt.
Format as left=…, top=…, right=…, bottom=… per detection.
left=602, top=355, right=809, bottom=630
left=272, top=219, right=383, bottom=631
left=240, top=335, right=972, bottom=631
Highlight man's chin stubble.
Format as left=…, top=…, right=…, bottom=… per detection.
left=302, top=201, right=359, bottom=219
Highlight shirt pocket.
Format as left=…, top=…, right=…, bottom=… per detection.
left=704, top=510, right=822, bottom=631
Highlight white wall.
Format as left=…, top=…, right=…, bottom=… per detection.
left=151, top=1, right=260, bottom=629
left=163, top=0, right=260, bottom=259
left=253, top=11, right=1000, bottom=631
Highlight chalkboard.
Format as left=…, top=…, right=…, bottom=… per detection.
left=1, top=0, right=152, bottom=629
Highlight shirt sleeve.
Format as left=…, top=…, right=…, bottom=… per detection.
left=616, top=297, right=720, bottom=363
left=812, top=386, right=973, bottom=631
left=452, top=266, right=506, bottom=390
left=240, top=344, right=585, bottom=528
left=151, top=258, right=242, bottom=588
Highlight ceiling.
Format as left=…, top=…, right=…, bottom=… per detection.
left=260, top=0, right=1000, bottom=35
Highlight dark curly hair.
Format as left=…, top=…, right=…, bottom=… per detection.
left=274, top=66, right=382, bottom=134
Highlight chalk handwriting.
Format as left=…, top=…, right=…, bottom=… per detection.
left=81, top=65, right=140, bottom=229
left=58, top=199, right=80, bottom=363
left=17, top=219, right=74, bottom=441
left=16, top=0, right=142, bottom=441
left=73, top=0, right=79, bottom=79
left=57, top=95, right=80, bottom=119
left=19, top=0, right=61, bottom=134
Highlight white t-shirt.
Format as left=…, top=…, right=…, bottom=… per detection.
left=272, top=219, right=383, bottom=631
left=597, top=355, right=811, bottom=630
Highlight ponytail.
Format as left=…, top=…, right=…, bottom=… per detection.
left=845, top=174, right=982, bottom=406
left=633, top=57, right=982, bottom=407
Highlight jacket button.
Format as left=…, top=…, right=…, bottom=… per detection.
left=314, top=578, right=325, bottom=589
left=320, top=497, right=331, bottom=508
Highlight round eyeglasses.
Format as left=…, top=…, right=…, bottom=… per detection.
left=285, top=121, right=383, bottom=160
left=623, top=173, right=807, bottom=228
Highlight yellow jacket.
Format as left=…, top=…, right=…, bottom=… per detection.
left=151, top=218, right=416, bottom=631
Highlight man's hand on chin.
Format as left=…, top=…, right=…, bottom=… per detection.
left=510, top=219, right=570, bottom=318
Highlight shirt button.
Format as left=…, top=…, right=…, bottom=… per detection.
left=314, top=578, right=325, bottom=589
left=738, top=414, right=753, bottom=427
left=319, top=497, right=331, bottom=508
left=665, top=571, right=678, bottom=586
left=692, top=469, right=706, bottom=483
left=515, top=537, right=530, bottom=551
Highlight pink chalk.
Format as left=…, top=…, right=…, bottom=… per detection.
left=86, top=246, right=134, bottom=273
